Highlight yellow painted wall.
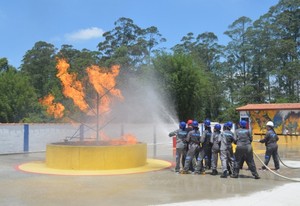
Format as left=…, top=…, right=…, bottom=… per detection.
left=46, top=143, right=147, bottom=170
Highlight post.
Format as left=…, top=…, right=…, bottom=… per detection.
left=96, top=93, right=99, bottom=142
left=79, top=124, right=84, bottom=142
left=23, top=124, right=29, bottom=152
left=121, top=124, right=124, bottom=136
left=153, top=125, right=157, bottom=158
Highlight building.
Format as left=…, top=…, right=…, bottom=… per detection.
left=236, top=103, right=300, bottom=135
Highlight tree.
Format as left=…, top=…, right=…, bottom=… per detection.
left=0, top=68, right=41, bottom=122
left=97, top=17, right=166, bottom=69
left=21, top=41, right=57, bottom=98
left=151, top=52, right=214, bottom=121
left=0, top=58, right=9, bottom=73
left=266, top=0, right=300, bottom=102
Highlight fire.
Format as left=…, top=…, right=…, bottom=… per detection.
left=39, top=94, right=65, bottom=118
left=109, top=134, right=138, bottom=145
left=40, top=58, right=138, bottom=145
left=86, top=65, right=123, bottom=113
left=56, top=58, right=88, bottom=111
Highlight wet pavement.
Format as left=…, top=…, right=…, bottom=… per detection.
left=0, top=135, right=300, bottom=206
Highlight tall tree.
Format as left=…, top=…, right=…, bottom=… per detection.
left=266, top=0, right=300, bottom=102
left=224, top=16, right=254, bottom=105
left=97, top=17, right=165, bottom=69
left=0, top=68, right=41, bottom=122
left=21, top=41, right=57, bottom=98
left=151, top=52, right=213, bottom=121
left=0, top=58, right=9, bottom=72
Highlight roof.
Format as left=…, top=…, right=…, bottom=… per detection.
left=236, top=103, right=300, bottom=111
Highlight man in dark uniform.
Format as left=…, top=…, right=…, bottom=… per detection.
left=202, top=119, right=212, bottom=170
left=259, top=121, right=280, bottom=171
left=169, top=121, right=188, bottom=173
left=231, top=120, right=260, bottom=179
left=181, top=121, right=201, bottom=174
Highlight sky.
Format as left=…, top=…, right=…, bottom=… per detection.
left=0, top=0, right=279, bottom=68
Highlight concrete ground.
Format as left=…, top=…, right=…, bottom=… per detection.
left=1, top=138, right=300, bottom=206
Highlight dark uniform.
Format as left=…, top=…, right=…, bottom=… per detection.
left=181, top=121, right=201, bottom=174
left=210, top=124, right=222, bottom=175
left=259, top=123, right=279, bottom=170
left=169, top=125, right=188, bottom=173
left=219, top=123, right=235, bottom=178
left=202, top=127, right=212, bottom=169
left=231, top=121, right=260, bottom=179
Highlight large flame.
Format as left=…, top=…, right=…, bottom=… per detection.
left=40, top=58, right=138, bottom=145
left=39, top=94, right=65, bottom=118
left=56, top=58, right=88, bottom=111
left=86, top=65, right=123, bottom=113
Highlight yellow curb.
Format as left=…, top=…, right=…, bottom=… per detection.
left=17, top=159, right=172, bottom=176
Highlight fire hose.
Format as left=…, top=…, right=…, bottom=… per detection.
left=277, top=154, right=300, bottom=169
left=253, top=151, right=300, bottom=182
left=251, top=140, right=300, bottom=182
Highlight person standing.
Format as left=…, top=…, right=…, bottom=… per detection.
left=220, top=122, right=235, bottom=178
left=259, top=121, right=280, bottom=171
left=231, top=120, right=260, bottom=179
left=202, top=119, right=212, bottom=170
left=181, top=121, right=201, bottom=174
left=169, top=121, right=188, bottom=173
left=210, top=124, right=222, bottom=175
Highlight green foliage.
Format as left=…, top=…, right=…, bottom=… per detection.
left=151, top=53, right=214, bottom=121
left=21, top=41, right=57, bottom=98
left=0, top=68, right=42, bottom=123
left=97, top=17, right=165, bottom=69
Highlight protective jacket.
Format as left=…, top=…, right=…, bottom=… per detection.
left=234, top=128, right=252, bottom=147
left=259, top=129, right=279, bottom=148
left=169, top=129, right=188, bottom=149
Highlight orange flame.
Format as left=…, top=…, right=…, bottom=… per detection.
left=56, top=58, right=88, bottom=111
left=39, top=94, right=65, bottom=118
left=86, top=65, right=123, bottom=113
left=39, top=59, right=138, bottom=145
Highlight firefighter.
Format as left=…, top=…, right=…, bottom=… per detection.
left=220, top=122, right=235, bottom=178
left=169, top=121, right=188, bottom=173
left=185, top=119, right=195, bottom=172
left=259, top=121, right=280, bottom=171
left=181, top=121, right=201, bottom=174
left=202, top=119, right=212, bottom=170
left=210, top=124, right=222, bottom=175
left=231, top=120, right=260, bottom=179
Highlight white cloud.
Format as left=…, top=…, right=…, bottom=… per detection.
left=65, top=27, right=104, bottom=42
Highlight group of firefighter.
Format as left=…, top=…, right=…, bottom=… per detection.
left=169, top=119, right=280, bottom=179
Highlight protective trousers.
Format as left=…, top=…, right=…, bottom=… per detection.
left=233, top=145, right=259, bottom=177
left=183, top=144, right=198, bottom=172
left=203, top=146, right=212, bottom=169
left=264, top=145, right=279, bottom=170
left=175, top=147, right=187, bottom=172
left=211, top=148, right=220, bottom=170
left=195, top=148, right=205, bottom=173
left=220, top=150, right=228, bottom=173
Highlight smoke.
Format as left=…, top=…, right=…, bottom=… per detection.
left=111, top=74, right=179, bottom=126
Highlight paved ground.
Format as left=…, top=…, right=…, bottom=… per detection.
left=1, top=138, right=300, bottom=206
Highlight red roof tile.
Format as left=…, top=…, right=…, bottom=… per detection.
left=236, top=103, right=300, bottom=111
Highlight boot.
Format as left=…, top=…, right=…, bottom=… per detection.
left=230, top=173, right=238, bottom=178
left=180, top=170, right=189, bottom=174
left=220, top=170, right=228, bottom=178
left=211, top=169, right=218, bottom=176
left=254, top=174, right=260, bottom=179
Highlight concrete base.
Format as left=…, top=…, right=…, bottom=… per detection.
left=46, top=142, right=147, bottom=170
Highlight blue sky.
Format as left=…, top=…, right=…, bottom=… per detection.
left=1, top=0, right=279, bottom=68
